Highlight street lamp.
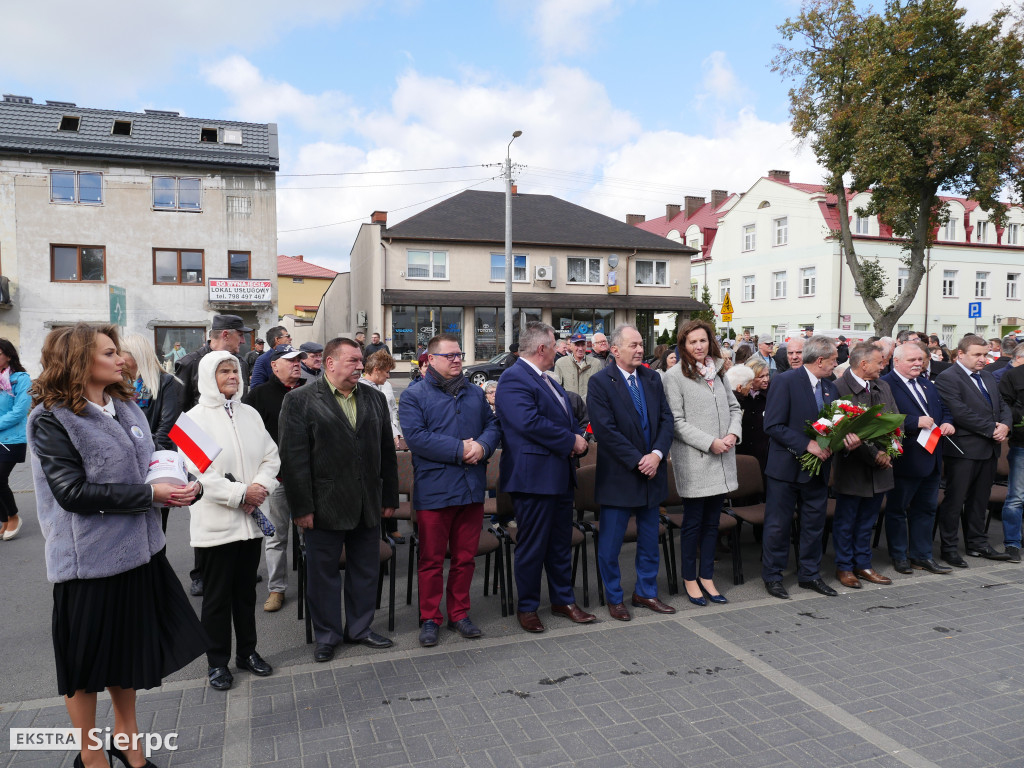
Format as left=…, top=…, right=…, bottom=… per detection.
left=504, top=130, right=523, bottom=352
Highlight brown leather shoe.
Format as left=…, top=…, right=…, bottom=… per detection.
left=835, top=570, right=861, bottom=589
left=607, top=602, right=631, bottom=621
left=630, top=593, right=677, bottom=614
left=854, top=568, right=892, bottom=585
left=551, top=603, right=596, bottom=623
left=516, top=611, right=545, bottom=633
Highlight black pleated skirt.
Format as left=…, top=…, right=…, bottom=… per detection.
left=52, top=550, right=209, bottom=696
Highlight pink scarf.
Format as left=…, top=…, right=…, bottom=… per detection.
left=695, top=357, right=716, bottom=390
left=0, top=368, right=11, bottom=396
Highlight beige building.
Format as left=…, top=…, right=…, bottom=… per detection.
left=311, top=190, right=701, bottom=370
left=0, top=95, right=279, bottom=373
left=277, top=254, right=337, bottom=319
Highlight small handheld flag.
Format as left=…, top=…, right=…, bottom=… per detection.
left=916, top=425, right=941, bottom=455
left=169, top=412, right=223, bottom=473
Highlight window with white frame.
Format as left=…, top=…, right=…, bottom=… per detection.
left=743, top=275, right=756, bottom=301
left=50, top=170, right=102, bottom=205
left=742, top=224, right=756, bottom=252
left=489, top=253, right=527, bottom=282
left=1007, top=223, right=1020, bottom=245
left=854, top=323, right=870, bottom=331
left=566, top=256, right=602, bottom=284
left=719, top=279, right=731, bottom=303
left=634, top=260, right=668, bottom=286
left=407, top=250, right=448, bottom=280
left=800, top=267, right=816, bottom=297
left=1008, top=272, right=1020, bottom=300
left=690, top=281, right=699, bottom=299
left=152, top=176, right=201, bottom=211
left=773, top=271, right=787, bottom=299
left=943, top=219, right=957, bottom=240
left=975, top=271, right=989, bottom=298
left=975, top=221, right=989, bottom=243
left=854, top=214, right=870, bottom=235
left=897, top=267, right=909, bottom=294
left=773, top=217, right=788, bottom=246
left=942, top=270, right=958, bottom=297
left=941, top=325, right=956, bottom=347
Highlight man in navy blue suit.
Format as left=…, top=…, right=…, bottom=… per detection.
left=587, top=325, right=675, bottom=621
left=762, top=336, right=860, bottom=599
left=496, top=322, right=595, bottom=633
left=882, top=342, right=955, bottom=574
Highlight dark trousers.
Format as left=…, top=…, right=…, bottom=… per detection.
left=679, top=495, right=724, bottom=582
left=0, top=461, right=18, bottom=523
left=596, top=505, right=660, bottom=604
left=510, top=492, right=576, bottom=612
left=938, top=456, right=997, bottom=554
left=762, top=476, right=828, bottom=583
left=886, top=469, right=941, bottom=561
left=833, top=492, right=884, bottom=571
left=304, top=525, right=379, bottom=646
left=197, top=538, right=262, bottom=668
left=417, top=503, right=483, bottom=624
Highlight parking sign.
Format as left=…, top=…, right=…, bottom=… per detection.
left=968, top=301, right=982, bottom=319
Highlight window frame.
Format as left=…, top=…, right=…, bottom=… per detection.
left=975, top=220, right=989, bottom=243
left=50, top=244, right=106, bottom=283
left=489, top=253, right=529, bottom=283
left=772, top=270, right=787, bottom=300
left=228, top=251, right=251, bottom=280
left=152, top=248, right=205, bottom=285
left=565, top=256, right=603, bottom=285
left=943, top=219, right=957, bottom=241
left=799, top=266, right=816, bottom=297
left=854, top=214, right=870, bottom=235
left=719, top=279, right=731, bottom=303
left=975, top=270, right=989, bottom=299
left=50, top=169, right=103, bottom=205
left=772, top=217, right=788, bottom=247
left=152, top=175, right=203, bottom=212
left=406, top=250, right=449, bottom=281
left=1007, top=272, right=1020, bottom=300
left=942, top=269, right=959, bottom=298
left=897, top=267, right=909, bottom=295
left=742, top=274, right=756, bottom=302
left=1007, top=222, right=1020, bottom=246
left=634, top=259, right=669, bottom=287
left=742, top=224, right=756, bottom=252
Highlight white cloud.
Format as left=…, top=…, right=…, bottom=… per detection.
left=531, top=0, right=620, bottom=56
left=694, top=51, right=749, bottom=110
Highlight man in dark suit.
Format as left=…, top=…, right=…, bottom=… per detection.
left=762, top=336, right=858, bottom=599
left=496, top=322, right=594, bottom=633
left=998, top=346, right=1024, bottom=562
left=934, top=334, right=1013, bottom=566
left=279, top=337, right=399, bottom=661
left=586, top=325, right=675, bottom=621
left=882, top=342, right=955, bottom=574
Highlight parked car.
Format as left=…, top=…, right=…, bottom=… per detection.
left=464, top=351, right=516, bottom=386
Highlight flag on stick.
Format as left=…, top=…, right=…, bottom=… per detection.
left=169, top=412, right=222, bottom=472
left=916, top=425, right=941, bottom=454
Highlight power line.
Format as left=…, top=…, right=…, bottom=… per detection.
left=277, top=163, right=500, bottom=177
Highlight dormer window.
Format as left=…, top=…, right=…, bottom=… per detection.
left=222, top=129, right=242, bottom=145
left=58, top=116, right=80, bottom=132
left=111, top=120, right=133, bottom=136
left=200, top=127, right=218, bottom=143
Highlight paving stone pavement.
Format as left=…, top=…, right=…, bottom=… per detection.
left=5, top=562, right=1024, bottom=768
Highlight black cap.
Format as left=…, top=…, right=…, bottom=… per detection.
left=271, top=344, right=307, bottom=362
left=211, top=314, right=252, bottom=333
left=838, top=335, right=848, bottom=342
left=254, top=338, right=265, bottom=345
left=299, top=341, right=324, bottom=354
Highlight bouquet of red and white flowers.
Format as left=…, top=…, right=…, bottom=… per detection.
left=799, top=399, right=905, bottom=476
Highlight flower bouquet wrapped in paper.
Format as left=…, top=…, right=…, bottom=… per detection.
left=799, top=399, right=905, bottom=476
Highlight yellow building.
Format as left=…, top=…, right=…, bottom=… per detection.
left=277, top=254, right=337, bottom=318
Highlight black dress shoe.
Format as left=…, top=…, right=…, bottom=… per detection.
left=892, top=559, right=913, bottom=574
left=344, top=631, right=393, bottom=649
left=208, top=666, right=233, bottom=690
left=941, top=553, right=969, bottom=568
left=1005, top=546, right=1021, bottom=563
left=314, top=643, right=335, bottom=662
left=966, top=545, right=1012, bottom=561
left=236, top=652, right=273, bottom=676
left=764, top=580, right=790, bottom=599
left=798, top=579, right=838, bottom=597
left=910, top=558, right=953, bottom=574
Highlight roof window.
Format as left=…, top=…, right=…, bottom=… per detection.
left=200, top=127, right=218, bottom=143
left=111, top=120, right=133, bottom=137
left=222, top=129, right=242, bottom=145
left=58, top=116, right=81, bottom=132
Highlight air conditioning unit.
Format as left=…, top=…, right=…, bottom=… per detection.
left=535, top=265, right=553, bottom=281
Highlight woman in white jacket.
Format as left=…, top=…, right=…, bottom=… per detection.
left=183, top=351, right=280, bottom=692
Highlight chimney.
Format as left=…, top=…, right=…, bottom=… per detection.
left=511, top=184, right=518, bottom=195
left=296, top=255, right=303, bottom=261
left=371, top=211, right=387, bottom=225
left=666, top=203, right=681, bottom=221
left=685, top=196, right=706, bottom=219
left=711, top=189, right=728, bottom=209
left=626, top=214, right=646, bottom=226
left=768, top=169, right=790, bottom=183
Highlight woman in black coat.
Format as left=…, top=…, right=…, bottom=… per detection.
left=735, top=358, right=771, bottom=479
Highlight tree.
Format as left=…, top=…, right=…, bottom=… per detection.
left=690, top=284, right=717, bottom=325
left=774, top=0, right=1024, bottom=336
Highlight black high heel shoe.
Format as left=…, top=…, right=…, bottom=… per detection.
left=698, top=580, right=728, bottom=604
left=682, top=581, right=707, bottom=607
left=108, top=744, right=158, bottom=768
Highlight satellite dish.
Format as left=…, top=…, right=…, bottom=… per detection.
left=608, top=254, right=619, bottom=268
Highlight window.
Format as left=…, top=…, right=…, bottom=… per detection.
left=743, top=275, right=756, bottom=302
left=773, top=217, right=788, bottom=246
left=742, top=224, right=756, bottom=252
left=1008, top=223, right=1020, bottom=245
left=975, top=271, right=989, bottom=298
left=773, top=271, right=787, bottom=299
left=800, top=267, right=816, bottom=297
left=200, top=127, right=218, bottom=143
left=50, top=170, right=102, bottom=204
left=719, top=279, right=731, bottom=302
left=690, top=281, right=698, bottom=299
left=407, top=250, right=448, bottom=280
left=153, top=176, right=202, bottom=211
left=565, top=257, right=602, bottom=284
left=223, top=129, right=243, bottom=145
left=473, top=306, right=542, bottom=361
left=943, top=219, right=957, bottom=240
left=154, top=327, right=207, bottom=363
left=391, top=305, right=463, bottom=360
left=153, top=249, right=204, bottom=285
left=51, top=245, right=105, bottom=282
left=552, top=308, right=614, bottom=341
left=228, top=251, right=250, bottom=279
left=854, top=323, right=870, bottom=332
left=1007, top=273, right=1020, bottom=300
left=688, top=238, right=700, bottom=251
left=975, top=221, right=989, bottom=243
left=854, top=215, right=870, bottom=235
left=111, top=120, right=132, bottom=136
left=942, top=325, right=956, bottom=347
left=58, top=115, right=80, bottom=132
left=490, top=253, right=528, bottom=282
left=942, top=270, right=958, bottom=297
left=227, top=196, right=252, bottom=215
left=635, top=260, right=667, bottom=286
left=292, top=278, right=304, bottom=284
left=897, top=267, right=909, bottom=294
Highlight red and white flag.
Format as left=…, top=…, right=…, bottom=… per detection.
left=168, top=412, right=223, bottom=473
left=917, top=425, right=941, bottom=455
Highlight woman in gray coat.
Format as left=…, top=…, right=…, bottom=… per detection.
left=664, top=320, right=741, bottom=606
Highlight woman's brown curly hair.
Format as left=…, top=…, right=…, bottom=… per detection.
left=33, top=323, right=134, bottom=414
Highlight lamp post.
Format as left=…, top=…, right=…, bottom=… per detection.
left=504, top=130, right=522, bottom=352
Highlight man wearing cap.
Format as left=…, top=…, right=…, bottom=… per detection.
left=836, top=335, right=849, bottom=365
left=243, top=346, right=307, bottom=611
left=250, top=327, right=293, bottom=388
left=299, top=341, right=324, bottom=381
left=246, top=339, right=265, bottom=375
left=754, top=333, right=778, bottom=378
left=553, top=332, right=599, bottom=401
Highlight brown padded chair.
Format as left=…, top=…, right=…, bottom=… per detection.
left=721, top=455, right=768, bottom=585
left=394, top=450, right=415, bottom=522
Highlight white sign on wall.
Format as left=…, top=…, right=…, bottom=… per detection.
left=208, top=279, right=272, bottom=303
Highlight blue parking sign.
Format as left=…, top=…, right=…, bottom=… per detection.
left=968, top=301, right=982, bottom=319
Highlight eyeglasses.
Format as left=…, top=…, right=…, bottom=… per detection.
left=431, top=352, right=465, bottom=361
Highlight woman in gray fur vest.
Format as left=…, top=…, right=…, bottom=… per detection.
left=27, top=323, right=207, bottom=768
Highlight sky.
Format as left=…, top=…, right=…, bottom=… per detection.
left=1, top=0, right=1006, bottom=273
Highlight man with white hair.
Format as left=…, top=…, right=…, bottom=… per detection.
left=590, top=332, right=614, bottom=368
left=754, top=333, right=777, bottom=378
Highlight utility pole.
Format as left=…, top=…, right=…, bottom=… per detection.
left=504, top=130, right=522, bottom=352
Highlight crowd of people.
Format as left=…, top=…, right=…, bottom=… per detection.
left=11, top=314, right=1024, bottom=768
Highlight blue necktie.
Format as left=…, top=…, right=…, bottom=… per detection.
left=909, top=377, right=928, bottom=412
left=627, top=374, right=648, bottom=428
left=813, top=380, right=824, bottom=411
left=971, top=372, right=993, bottom=407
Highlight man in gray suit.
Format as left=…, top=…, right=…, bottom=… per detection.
left=934, top=334, right=1013, bottom=567
left=279, top=337, right=399, bottom=661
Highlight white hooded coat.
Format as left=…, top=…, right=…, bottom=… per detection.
left=184, top=350, right=280, bottom=548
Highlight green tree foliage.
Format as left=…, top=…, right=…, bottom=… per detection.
left=775, top=0, right=1024, bottom=335
left=690, top=284, right=717, bottom=324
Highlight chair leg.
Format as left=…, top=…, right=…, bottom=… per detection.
left=731, top=522, right=743, bottom=586
left=406, top=538, right=416, bottom=606
left=297, top=550, right=305, bottom=621
left=505, top=537, right=516, bottom=615
left=496, top=547, right=508, bottom=618
left=483, top=552, right=491, bottom=596
left=301, top=556, right=312, bottom=645
left=580, top=537, right=590, bottom=608
left=376, top=563, right=385, bottom=610
left=571, top=545, right=580, bottom=585
left=660, top=532, right=672, bottom=597
left=388, top=553, right=396, bottom=632
left=592, top=531, right=605, bottom=606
